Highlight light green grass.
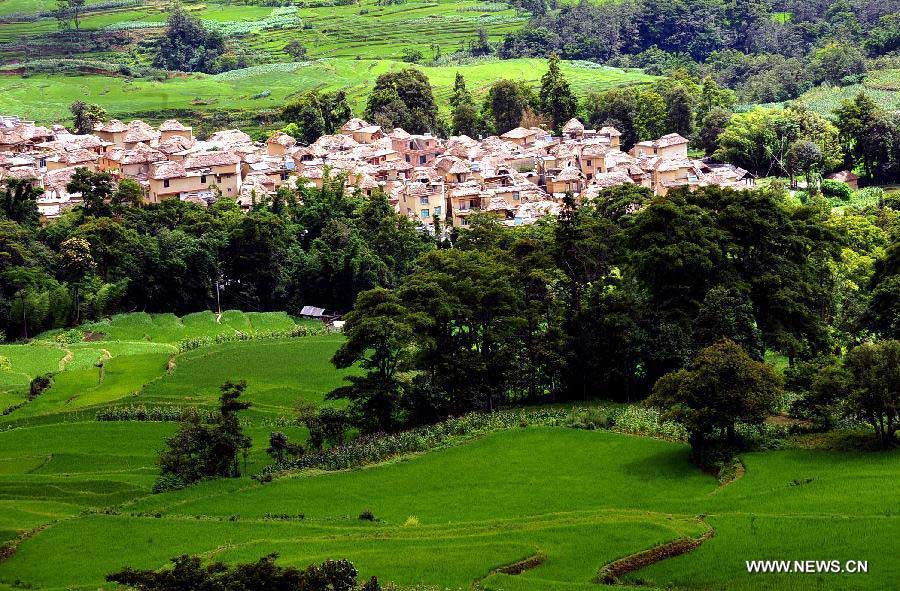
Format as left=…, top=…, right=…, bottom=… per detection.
left=0, top=58, right=654, bottom=123
left=1, top=426, right=896, bottom=590
left=796, top=69, right=900, bottom=115
left=137, top=335, right=353, bottom=416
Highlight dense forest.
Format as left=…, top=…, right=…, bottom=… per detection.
left=500, top=0, right=899, bottom=103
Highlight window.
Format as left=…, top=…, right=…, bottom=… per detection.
left=586, top=160, right=592, bottom=167
left=461, top=218, right=469, bottom=226
left=163, top=179, right=170, bottom=188
left=280, top=172, right=289, bottom=181
left=513, top=191, right=520, bottom=201
left=420, top=209, right=430, bottom=218
left=409, top=141, right=414, bottom=150
left=419, top=155, right=427, bottom=165
left=420, top=196, right=429, bottom=205
left=434, top=206, right=442, bottom=217
left=405, top=155, right=411, bottom=163
left=200, top=175, right=207, bottom=184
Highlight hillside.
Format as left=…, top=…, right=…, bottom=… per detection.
left=0, top=58, right=653, bottom=124
left=1, top=312, right=898, bottom=590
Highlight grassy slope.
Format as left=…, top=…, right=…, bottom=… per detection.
left=787, top=69, right=900, bottom=115
left=0, top=59, right=653, bottom=123
left=2, top=311, right=898, bottom=590
left=1, top=426, right=897, bottom=590
left=0, top=0, right=657, bottom=124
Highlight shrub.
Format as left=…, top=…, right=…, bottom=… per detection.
left=29, top=374, right=53, bottom=398
left=821, top=179, right=853, bottom=201
left=177, top=324, right=328, bottom=352
left=358, top=509, right=376, bottom=521
left=261, top=408, right=568, bottom=477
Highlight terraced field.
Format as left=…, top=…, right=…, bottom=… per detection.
left=0, top=311, right=897, bottom=590
left=0, top=0, right=656, bottom=125
left=792, top=69, right=900, bottom=115
left=0, top=58, right=653, bottom=124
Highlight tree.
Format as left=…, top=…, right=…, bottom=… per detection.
left=449, top=73, right=478, bottom=136
left=844, top=340, right=900, bottom=447
left=869, top=243, right=900, bottom=339
left=282, top=90, right=351, bottom=144
left=70, top=101, right=105, bottom=135
left=113, top=178, right=143, bottom=209
left=787, top=357, right=850, bottom=430
left=266, top=431, right=304, bottom=464
left=539, top=53, right=578, bottom=133
left=58, top=237, right=95, bottom=323
left=1, top=178, right=41, bottom=227
left=634, top=89, right=668, bottom=140
left=364, top=69, right=439, bottom=134
left=282, top=92, right=326, bottom=144
left=107, top=554, right=380, bottom=591
left=153, top=4, right=225, bottom=74
left=692, top=285, right=764, bottom=359
left=697, top=106, right=731, bottom=155
left=786, top=139, right=823, bottom=187
left=833, top=92, right=879, bottom=175
left=584, top=87, right=639, bottom=147
left=55, top=0, right=85, bottom=32
left=328, top=288, right=414, bottom=432
left=66, top=167, right=115, bottom=217
left=808, top=42, right=866, bottom=86
left=283, top=40, right=308, bottom=60
left=157, top=380, right=252, bottom=488
left=469, top=27, right=491, bottom=57
left=483, top=79, right=534, bottom=135
left=647, top=340, right=782, bottom=463
left=664, top=84, right=694, bottom=137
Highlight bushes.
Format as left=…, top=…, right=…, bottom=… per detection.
left=564, top=406, right=689, bottom=441
left=96, top=405, right=217, bottom=423
left=178, top=324, right=328, bottom=352
left=260, top=408, right=569, bottom=476
left=821, top=179, right=853, bottom=201
left=107, top=554, right=380, bottom=591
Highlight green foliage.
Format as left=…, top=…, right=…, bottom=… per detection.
left=156, top=380, right=252, bottom=489
left=153, top=3, right=225, bottom=74
left=0, top=178, right=41, bottom=228
left=482, top=78, right=536, bottom=134
left=647, top=340, right=782, bottom=463
left=538, top=53, right=577, bottom=133
left=843, top=340, right=900, bottom=446
left=69, top=100, right=105, bottom=135
left=364, top=68, right=439, bottom=134
left=107, top=554, right=376, bottom=591
left=715, top=104, right=842, bottom=177
left=282, top=90, right=351, bottom=144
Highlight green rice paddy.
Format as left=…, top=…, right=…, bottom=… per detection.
left=1, top=315, right=897, bottom=590
left=0, top=58, right=654, bottom=124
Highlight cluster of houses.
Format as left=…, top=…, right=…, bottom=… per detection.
left=1, top=113, right=761, bottom=226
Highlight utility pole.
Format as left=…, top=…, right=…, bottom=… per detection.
left=215, top=279, right=222, bottom=316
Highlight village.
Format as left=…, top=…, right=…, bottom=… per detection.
left=3, top=113, right=758, bottom=226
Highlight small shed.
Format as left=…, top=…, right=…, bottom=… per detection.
left=827, top=170, right=860, bottom=191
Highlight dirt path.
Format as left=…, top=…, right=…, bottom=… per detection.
left=594, top=518, right=715, bottom=584
left=57, top=349, right=74, bottom=372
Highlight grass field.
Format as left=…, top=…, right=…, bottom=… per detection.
left=794, top=69, right=900, bottom=115
left=1, top=311, right=898, bottom=590
left=0, top=0, right=656, bottom=126
left=0, top=58, right=654, bottom=124
left=1, top=425, right=897, bottom=590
